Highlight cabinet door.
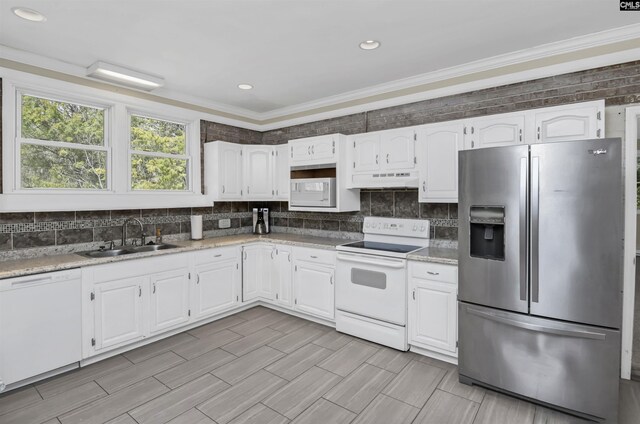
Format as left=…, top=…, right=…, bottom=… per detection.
left=219, top=143, right=244, bottom=199
left=294, top=260, right=334, bottom=320
left=273, top=246, right=293, bottom=308
left=243, top=244, right=273, bottom=301
left=408, top=278, right=457, bottom=353
left=94, top=277, right=145, bottom=350
left=244, top=146, right=273, bottom=199
left=273, top=144, right=289, bottom=200
left=149, top=269, right=190, bottom=334
left=194, top=259, right=240, bottom=319
left=466, top=115, right=525, bottom=149
left=534, top=102, right=603, bottom=143
left=352, top=133, right=380, bottom=173
left=290, top=140, right=312, bottom=164
left=418, top=123, right=462, bottom=203
left=311, top=136, right=336, bottom=162
left=380, top=129, right=416, bottom=172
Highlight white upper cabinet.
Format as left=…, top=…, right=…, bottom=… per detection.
left=464, top=114, right=525, bottom=149
left=205, top=141, right=288, bottom=201
left=417, top=122, right=463, bottom=203
left=289, top=134, right=337, bottom=166
left=533, top=100, right=604, bottom=143
left=380, top=128, right=416, bottom=172
left=149, top=268, right=190, bottom=335
left=273, top=144, right=289, bottom=200
left=348, top=128, right=418, bottom=188
left=244, top=146, right=273, bottom=199
left=352, top=133, right=380, bottom=173
left=204, top=141, right=243, bottom=200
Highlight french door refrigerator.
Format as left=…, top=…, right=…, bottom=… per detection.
left=458, top=138, right=622, bottom=423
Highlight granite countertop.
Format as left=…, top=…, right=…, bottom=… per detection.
left=0, top=233, right=350, bottom=280
left=407, top=246, right=458, bottom=265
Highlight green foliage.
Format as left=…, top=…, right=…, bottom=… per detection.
left=20, top=95, right=188, bottom=191
left=21, top=95, right=104, bottom=146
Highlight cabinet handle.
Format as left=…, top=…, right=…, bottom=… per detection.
left=247, top=186, right=250, bottom=194
left=312, top=145, right=315, bottom=155
left=519, top=129, right=523, bottom=142
left=222, top=185, right=225, bottom=193
left=310, top=255, right=318, bottom=259
left=244, top=251, right=247, bottom=260
left=330, top=275, right=334, bottom=285
left=471, top=126, right=475, bottom=134
left=422, top=181, right=426, bottom=192
left=413, top=289, right=415, bottom=300
left=139, top=286, right=142, bottom=297
left=214, top=254, right=222, bottom=257
left=153, top=283, right=156, bottom=294
left=537, top=126, right=541, bottom=140
left=427, top=271, right=440, bottom=276
left=375, top=155, right=378, bottom=164
left=196, top=275, right=200, bottom=284
left=272, top=190, right=275, bottom=195
left=386, top=154, right=389, bottom=164
left=308, top=146, right=311, bottom=155
left=271, top=250, right=275, bottom=259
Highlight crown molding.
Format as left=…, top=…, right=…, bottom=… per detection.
left=1, top=23, right=640, bottom=131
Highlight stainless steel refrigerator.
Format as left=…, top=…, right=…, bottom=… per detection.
left=458, top=138, right=623, bottom=423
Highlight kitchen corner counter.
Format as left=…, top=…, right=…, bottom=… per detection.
left=408, top=246, right=458, bottom=265
left=0, top=233, right=350, bottom=280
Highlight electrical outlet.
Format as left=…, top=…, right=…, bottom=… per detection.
left=218, top=218, right=231, bottom=229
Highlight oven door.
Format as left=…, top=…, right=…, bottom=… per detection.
left=336, top=252, right=407, bottom=325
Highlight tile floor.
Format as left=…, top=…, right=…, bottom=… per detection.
left=1, top=306, right=638, bottom=424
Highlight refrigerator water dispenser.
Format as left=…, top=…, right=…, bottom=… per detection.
left=469, top=206, right=505, bottom=260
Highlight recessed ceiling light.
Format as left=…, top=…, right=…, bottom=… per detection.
left=86, top=61, right=165, bottom=91
left=12, top=7, right=46, bottom=22
left=238, top=84, right=253, bottom=90
left=359, top=40, right=381, bottom=50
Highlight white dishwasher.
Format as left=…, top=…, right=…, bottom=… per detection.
left=0, top=269, right=82, bottom=391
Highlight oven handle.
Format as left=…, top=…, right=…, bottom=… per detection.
left=337, top=253, right=405, bottom=268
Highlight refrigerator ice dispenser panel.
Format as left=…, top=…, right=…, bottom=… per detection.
left=469, top=206, right=505, bottom=261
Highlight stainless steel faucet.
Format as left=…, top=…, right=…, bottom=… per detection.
left=122, top=218, right=146, bottom=246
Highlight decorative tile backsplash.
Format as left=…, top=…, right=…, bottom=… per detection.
left=0, top=191, right=457, bottom=253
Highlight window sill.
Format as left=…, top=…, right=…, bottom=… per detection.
left=0, top=193, right=213, bottom=212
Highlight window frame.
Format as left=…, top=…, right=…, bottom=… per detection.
left=127, top=110, right=192, bottom=193
left=1, top=71, right=207, bottom=211
left=16, top=89, right=113, bottom=193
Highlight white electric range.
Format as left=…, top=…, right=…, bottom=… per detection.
left=335, top=217, right=430, bottom=350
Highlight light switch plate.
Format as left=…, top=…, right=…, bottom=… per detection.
left=218, top=218, right=231, bottom=229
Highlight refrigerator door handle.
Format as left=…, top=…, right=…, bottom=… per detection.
left=531, top=156, right=540, bottom=303
left=467, top=307, right=606, bottom=341
left=519, top=157, right=528, bottom=301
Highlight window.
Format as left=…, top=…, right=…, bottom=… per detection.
left=2, top=72, right=205, bottom=211
left=18, top=94, right=109, bottom=190
left=129, top=114, right=189, bottom=191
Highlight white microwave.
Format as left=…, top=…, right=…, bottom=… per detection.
left=290, top=178, right=337, bottom=208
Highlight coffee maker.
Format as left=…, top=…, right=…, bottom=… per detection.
left=252, top=208, right=270, bottom=234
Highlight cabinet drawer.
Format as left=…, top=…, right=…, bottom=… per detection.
left=293, top=246, right=335, bottom=266
left=193, top=246, right=240, bottom=265
left=410, top=262, right=457, bottom=284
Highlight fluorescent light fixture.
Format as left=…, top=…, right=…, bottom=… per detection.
left=12, top=7, right=46, bottom=22
left=359, top=40, right=381, bottom=50
left=86, top=61, right=164, bottom=90
left=238, top=83, right=253, bottom=90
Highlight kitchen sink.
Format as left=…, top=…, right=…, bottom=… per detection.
left=78, top=243, right=179, bottom=258
left=127, top=243, right=179, bottom=253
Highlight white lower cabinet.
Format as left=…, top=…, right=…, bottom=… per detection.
left=293, top=247, right=335, bottom=320
left=408, top=262, right=458, bottom=357
left=193, top=247, right=241, bottom=319
left=273, top=245, right=293, bottom=308
left=242, top=244, right=274, bottom=301
left=149, top=269, right=190, bottom=335
left=93, top=276, right=145, bottom=351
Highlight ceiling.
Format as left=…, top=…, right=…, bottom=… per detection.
left=0, top=0, right=639, bottom=119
